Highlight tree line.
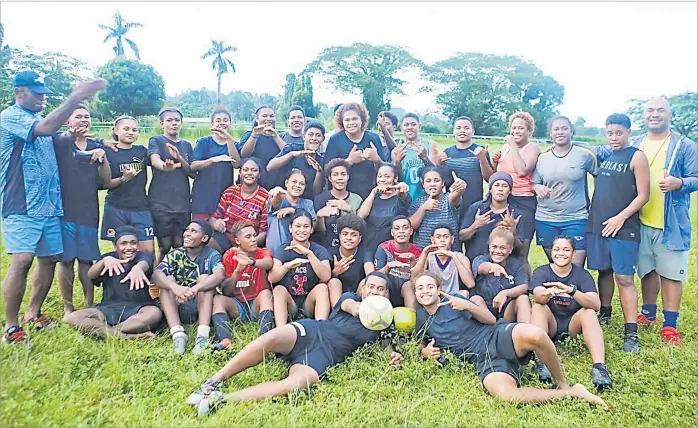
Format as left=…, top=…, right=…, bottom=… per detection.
left=1, top=15, right=696, bottom=141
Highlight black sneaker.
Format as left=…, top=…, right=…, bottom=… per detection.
left=623, top=332, right=640, bottom=354
left=534, top=361, right=552, bottom=383
left=598, top=311, right=611, bottom=325
left=591, top=364, right=612, bottom=391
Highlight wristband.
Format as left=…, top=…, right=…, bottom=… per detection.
left=250, top=258, right=257, bottom=267
left=569, top=284, right=577, bottom=296
left=119, top=176, right=129, bottom=184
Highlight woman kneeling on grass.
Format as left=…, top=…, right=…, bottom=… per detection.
left=529, top=235, right=612, bottom=391
left=186, top=271, right=403, bottom=416
left=413, top=272, right=607, bottom=409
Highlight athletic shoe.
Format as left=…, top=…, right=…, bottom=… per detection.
left=22, top=313, right=56, bottom=330
left=192, top=336, right=209, bottom=356
left=591, top=364, right=612, bottom=391
left=3, top=325, right=27, bottom=344
left=212, top=338, right=232, bottom=352
left=173, top=334, right=188, bottom=355
left=623, top=332, right=640, bottom=354
left=597, top=311, right=611, bottom=325
left=186, top=378, right=220, bottom=405
left=197, top=390, right=226, bottom=417
left=637, top=313, right=658, bottom=326
left=660, top=326, right=681, bottom=345
left=533, top=361, right=552, bottom=383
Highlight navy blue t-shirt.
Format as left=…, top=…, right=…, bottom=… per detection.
left=191, top=136, right=235, bottom=215
left=54, top=136, right=104, bottom=227
left=272, top=241, right=330, bottom=296
left=147, top=136, right=194, bottom=213
left=443, top=144, right=492, bottom=218
left=530, top=264, right=597, bottom=319
left=319, top=292, right=383, bottom=363
left=461, top=200, right=524, bottom=261
left=280, top=132, right=305, bottom=146
left=471, top=255, right=527, bottom=308
left=323, top=131, right=389, bottom=199
left=95, top=251, right=154, bottom=306
left=363, top=194, right=412, bottom=256
left=329, top=246, right=373, bottom=293
left=235, top=131, right=282, bottom=190
left=104, top=145, right=149, bottom=211
left=416, top=295, right=496, bottom=364
left=272, top=145, right=324, bottom=200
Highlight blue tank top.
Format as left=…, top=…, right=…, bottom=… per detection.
left=402, top=140, right=433, bottom=201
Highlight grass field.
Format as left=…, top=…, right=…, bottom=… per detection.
left=0, top=136, right=696, bottom=427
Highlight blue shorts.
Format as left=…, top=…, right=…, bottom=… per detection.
left=101, top=202, right=155, bottom=241
left=535, top=219, right=587, bottom=250
left=586, top=233, right=639, bottom=276
left=2, top=215, right=62, bottom=257
left=233, top=297, right=257, bottom=322
left=286, top=320, right=335, bottom=378
left=60, top=220, right=100, bottom=262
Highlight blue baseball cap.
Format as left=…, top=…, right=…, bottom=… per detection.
left=13, top=71, right=53, bottom=94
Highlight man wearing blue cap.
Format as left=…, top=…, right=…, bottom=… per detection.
left=1, top=70, right=106, bottom=343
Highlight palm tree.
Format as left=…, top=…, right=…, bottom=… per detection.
left=201, top=40, right=237, bottom=105
left=99, top=12, right=143, bottom=60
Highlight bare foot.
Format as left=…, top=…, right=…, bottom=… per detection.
left=570, top=384, right=608, bottom=411
left=63, top=312, right=72, bottom=322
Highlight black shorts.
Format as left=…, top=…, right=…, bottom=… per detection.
left=151, top=210, right=190, bottom=239
left=387, top=276, right=408, bottom=308
left=97, top=303, right=156, bottom=326
left=475, top=321, right=532, bottom=386
left=509, top=195, right=537, bottom=241
left=157, top=297, right=199, bottom=324
left=553, top=313, right=574, bottom=342
left=292, top=294, right=310, bottom=319
left=286, top=319, right=335, bottom=377
left=486, top=299, right=512, bottom=320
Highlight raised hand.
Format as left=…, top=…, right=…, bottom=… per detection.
left=416, top=144, right=428, bottom=162
left=392, top=142, right=407, bottom=164
left=436, top=291, right=473, bottom=311
left=251, top=124, right=266, bottom=137
left=269, top=187, right=287, bottom=203
left=658, top=170, right=683, bottom=193
left=263, top=125, right=278, bottom=137
left=363, top=142, right=381, bottom=162
left=211, top=127, right=233, bottom=142
left=422, top=197, right=440, bottom=211
left=120, top=264, right=151, bottom=290
left=89, top=148, right=106, bottom=164
left=166, top=142, right=181, bottom=160
left=504, top=135, right=517, bottom=147
left=327, top=199, right=351, bottom=212
left=449, top=171, right=466, bottom=194
left=317, top=205, right=340, bottom=217
left=492, top=151, right=502, bottom=168
left=292, top=150, right=316, bottom=158
left=393, top=182, right=409, bottom=194
left=285, top=244, right=312, bottom=256
left=498, top=207, right=521, bottom=232
left=101, top=256, right=129, bottom=276
left=163, top=158, right=177, bottom=171
left=68, top=125, right=92, bottom=139
left=213, top=217, right=228, bottom=233
left=436, top=151, right=451, bottom=165
left=212, top=154, right=234, bottom=163
left=332, top=254, right=356, bottom=276
left=422, top=244, right=440, bottom=255
left=433, top=249, right=455, bottom=259
left=274, top=207, right=295, bottom=219
left=421, top=338, right=441, bottom=359
left=473, top=145, right=489, bottom=161
left=472, top=209, right=495, bottom=230
left=284, top=258, right=310, bottom=270
left=70, top=78, right=108, bottom=101
left=386, top=260, right=410, bottom=270
left=347, top=145, right=363, bottom=165
left=306, top=155, right=323, bottom=173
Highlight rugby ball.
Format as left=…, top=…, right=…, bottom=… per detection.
left=393, top=307, right=416, bottom=333
left=358, top=295, right=394, bottom=331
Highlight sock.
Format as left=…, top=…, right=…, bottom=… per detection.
left=624, top=323, right=638, bottom=335
left=170, top=325, right=185, bottom=339
left=641, top=304, right=657, bottom=320
left=212, top=313, right=232, bottom=341
left=258, top=310, right=275, bottom=335
left=593, top=362, right=606, bottom=370
left=197, top=325, right=211, bottom=338
left=599, top=306, right=612, bottom=317
left=662, top=310, right=679, bottom=329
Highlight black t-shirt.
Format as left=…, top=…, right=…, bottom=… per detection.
left=323, top=131, right=389, bottom=199
left=311, top=190, right=363, bottom=249
left=191, top=136, right=235, bottom=215
left=461, top=200, right=524, bottom=261
left=530, top=264, right=597, bottom=318
left=471, top=255, right=527, bottom=307
left=318, top=292, right=384, bottom=363
left=54, top=136, right=104, bottom=227
left=272, top=241, right=330, bottom=296
left=95, top=251, right=154, bottom=306
left=443, top=144, right=492, bottom=219
left=280, top=132, right=305, bottom=145
left=329, top=246, right=373, bottom=293
left=238, top=131, right=282, bottom=190
left=364, top=194, right=412, bottom=256
left=147, top=136, right=194, bottom=213
left=415, top=295, right=497, bottom=364
left=104, top=145, right=149, bottom=211
left=273, top=145, right=324, bottom=200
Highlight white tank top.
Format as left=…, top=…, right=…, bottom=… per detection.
left=427, top=254, right=461, bottom=295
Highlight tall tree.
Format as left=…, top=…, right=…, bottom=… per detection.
left=424, top=53, right=564, bottom=137
left=575, top=116, right=586, bottom=129
left=201, top=40, right=237, bottom=105
left=277, top=72, right=297, bottom=120
left=627, top=92, right=697, bottom=141
left=98, top=11, right=143, bottom=60
left=96, top=58, right=165, bottom=117
left=305, top=43, right=423, bottom=126
left=291, top=74, right=316, bottom=118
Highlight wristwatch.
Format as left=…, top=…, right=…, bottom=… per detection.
left=250, top=258, right=257, bottom=267
left=568, top=284, right=577, bottom=296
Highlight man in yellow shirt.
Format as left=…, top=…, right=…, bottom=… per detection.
left=634, top=97, right=697, bottom=345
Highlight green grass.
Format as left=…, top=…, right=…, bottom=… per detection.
left=0, top=142, right=696, bottom=427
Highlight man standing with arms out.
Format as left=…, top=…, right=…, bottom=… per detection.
left=1, top=71, right=106, bottom=343
left=632, top=98, right=696, bottom=344
left=54, top=104, right=112, bottom=319
left=148, top=107, right=195, bottom=264
left=280, top=106, right=306, bottom=147
left=391, top=113, right=440, bottom=201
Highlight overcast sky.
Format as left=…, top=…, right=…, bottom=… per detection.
left=2, top=1, right=696, bottom=127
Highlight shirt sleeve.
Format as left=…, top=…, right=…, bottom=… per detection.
left=529, top=266, right=548, bottom=292
left=584, top=150, right=599, bottom=176
left=407, top=195, right=423, bottom=217
left=213, top=188, right=231, bottom=218
left=303, top=199, right=317, bottom=221
left=460, top=202, right=478, bottom=231
left=148, top=136, right=162, bottom=157
left=184, top=141, right=194, bottom=163
left=235, top=131, right=252, bottom=152
left=576, top=267, right=598, bottom=293
left=258, top=198, right=269, bottom=232
left=2, top=108, right=37, bottom=142
left=271, top=246, right=285, bottom=261
left=193, top=138, right=208, bottom=161
left=155, top=251, right=175, bottom=276
left=314, top=244, right=331, bottom=262
left=531, top=165, right=543, bottom=185
left=208, top=250, right=224, bottom=272
left=471, top=255, right=487, bottom=280
left=222, top=250, right=238, bottom=277
left=513, top=262, right=528, bottom=287
left=374, top=247, right=388, bottom=269
left=324, top=134, right=340, bottom=162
